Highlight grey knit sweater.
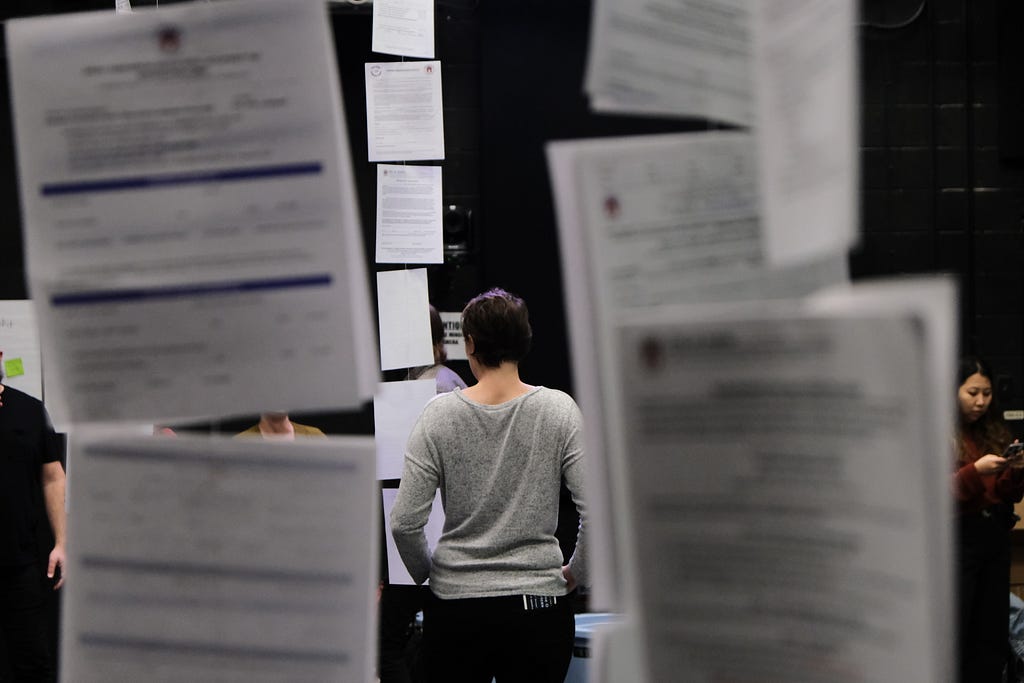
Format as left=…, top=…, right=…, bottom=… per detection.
left=390, top=386, right=586, bottom=599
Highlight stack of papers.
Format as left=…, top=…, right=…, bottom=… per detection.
left=585, top=0, right=857, bottom=265
left=547, top=130, right=849, bottom=607
left=6, top=2, right=385, bottom=682
left=557, top=2, right=953, bottom=682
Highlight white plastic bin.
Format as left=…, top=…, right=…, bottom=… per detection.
left=564, top=613, right=621, bottom=683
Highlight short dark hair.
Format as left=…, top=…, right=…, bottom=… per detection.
left=461, top=288, right=532, bottom=368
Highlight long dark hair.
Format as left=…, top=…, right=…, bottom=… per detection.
left=956, top=355, right=1012, bottom=462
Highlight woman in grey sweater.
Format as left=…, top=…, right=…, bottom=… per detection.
left=390, top=288, right=586, bottom=683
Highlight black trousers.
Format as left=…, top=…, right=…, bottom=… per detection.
left=0, top=563, right=55, bottom=683
left=958, top=509, right=1013, bottom=683
left=421, top=591, right=574, bottom=683
left=379, top=584, right=427, bottom=683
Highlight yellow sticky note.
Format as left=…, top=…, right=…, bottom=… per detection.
left=3, top=357, right=25, bottom=378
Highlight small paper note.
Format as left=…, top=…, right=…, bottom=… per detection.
left=4, top=357, right=25, bottom=378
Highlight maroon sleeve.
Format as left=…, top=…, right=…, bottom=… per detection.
left=994, top=467, right=1024, bottom=504
left=953, top=462, right=985, bottom=503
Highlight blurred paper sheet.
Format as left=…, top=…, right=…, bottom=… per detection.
left=381, top=488, right=444, bottom=585
left=438, top=311, right=466, bottom=361
left=585, top=0, right=752, bottom=124
left=375, top=164, right=443, bottom=264
left=561, top=132, right=762, bottom=309
left=365, top=61, right=445, bottom=162
left=372, top=0, right=435, bottom=59
left=754, top=0, right=857, bottom=265
left=63, top=434, right=378, bottom=683
left=591, top=618, right=646, bottom=683
left=7, top=0, right=377, bottom=423
left=373, top=379, right=436, bottom=479
left=376, top=269, right=433, bottom=371
left=806, top=276, right=957, bottom=683
left=0, top=300, right=43, bottom=401
left=546, top=131, right=846, bottom=608
left=548, top=132, right=850, bottom=311
left=613, top=300, right=952, bottom=683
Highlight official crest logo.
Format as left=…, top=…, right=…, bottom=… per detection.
left=157, top=25, right=182, bottom=53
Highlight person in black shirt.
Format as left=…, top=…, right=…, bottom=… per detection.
left=0, top=350, right=66, bottom=683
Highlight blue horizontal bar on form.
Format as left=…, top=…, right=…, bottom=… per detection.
left=78, top=633, right=350, bottom=664
left=40, top=161, right=323, bottom=196
left=51, top=273, right=332, bottom=306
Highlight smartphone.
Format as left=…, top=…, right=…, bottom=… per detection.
left=1003, top=442, right=1024, bottom=460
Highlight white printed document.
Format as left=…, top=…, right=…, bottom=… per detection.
left=7, top=0, right=377, bottom=423
left=63, top=434, right=379, bottom=683
left=552, top=132, right=762, bottom=311
left=612, top=289, right=953, bottom=683
left=585, top=0, right=752, bottom=124
left=547, top=132, right=847, bottom=313
left=372, top=0, right=435, bottom=59
left=438, top=311, right=466, bottom=360
left=375, top=164, right=443, bottom=264
left=365, top=61, right=445, bottom=162
left=546, top=131, right=847, bottom=608
left=754, top=0, right=858, bottom=265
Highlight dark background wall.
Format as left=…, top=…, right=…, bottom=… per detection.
left=476, top=0, right=705, bottom=395
left=0, top=0, right=1022, bottom=413
left=856, top=0, right=1024, bottom=415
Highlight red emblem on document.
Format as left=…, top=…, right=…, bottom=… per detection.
left=603, top=195, right=620, bottom=219
left=157, top=26, right=182, bottom=54
left=639, top=337, right=663, bottom=372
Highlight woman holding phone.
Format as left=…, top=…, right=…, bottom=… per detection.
left=954, top=355, right=1024, bottom=681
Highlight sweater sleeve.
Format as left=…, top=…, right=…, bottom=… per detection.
left=390, top=414, right=440, bottom=585
left=561, top=400, right=587, bottom=586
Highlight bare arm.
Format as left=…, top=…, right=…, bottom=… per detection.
left=41, top=461, right=66, bottom=590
